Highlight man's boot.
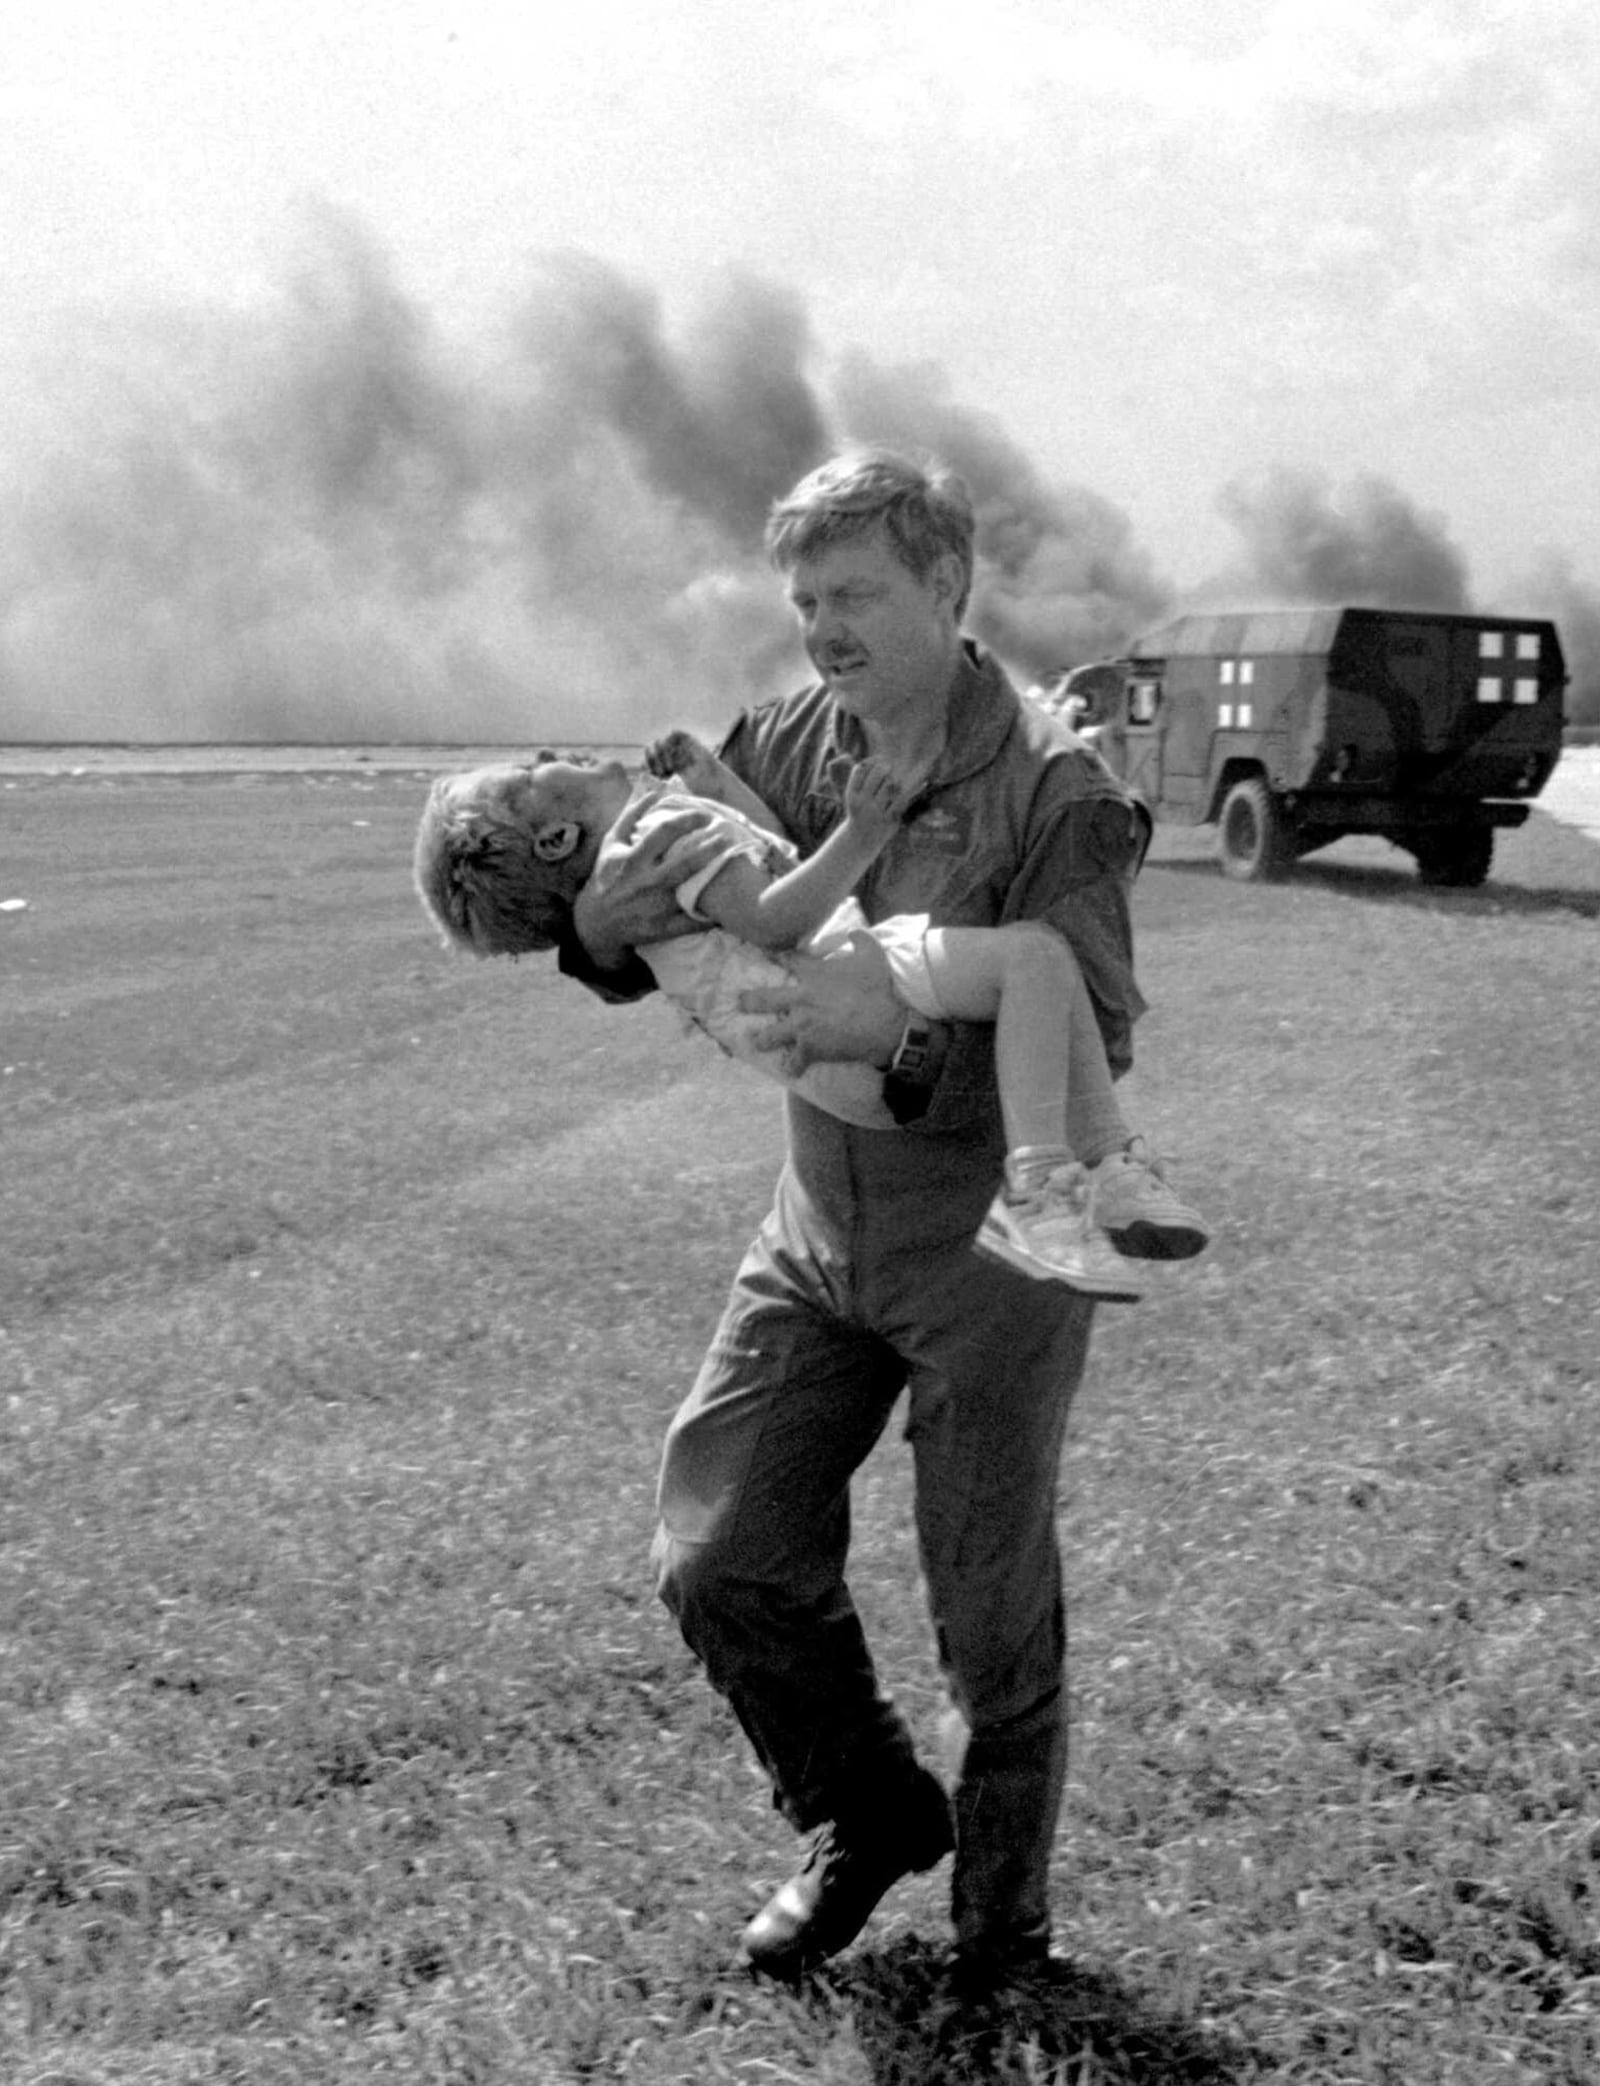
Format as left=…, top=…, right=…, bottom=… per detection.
left=739, top=1764, right=955, bottom=1976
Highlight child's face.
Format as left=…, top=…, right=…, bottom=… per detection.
left=526, top=753, right=632, bottom=808
left=461, top=756, right=631, bottom=869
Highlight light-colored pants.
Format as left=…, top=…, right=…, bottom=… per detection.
left=652, top=1101, right=1094, bottom=1956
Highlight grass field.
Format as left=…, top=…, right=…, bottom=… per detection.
left=2, top=769, right=1598, bottom=2084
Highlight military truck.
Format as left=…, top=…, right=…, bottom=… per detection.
left=1055, top=606, right=1567, bottom=885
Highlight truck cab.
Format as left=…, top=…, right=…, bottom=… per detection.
left=1080, top=606, right=1567, bottom=884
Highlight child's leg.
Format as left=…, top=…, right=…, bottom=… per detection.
left=919, top=922, right=1129, bottom=1166
left=916, top=922, right=1143, bottom=1300
left=917, top=926, right=1209, bottom=1268
left=918, top=920, right=1210, bottom=1267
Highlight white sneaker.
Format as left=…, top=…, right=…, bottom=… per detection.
left=1088, top=1139, right=1209, bottom=1261
left=977, top=1163, right=1142, bottom=1301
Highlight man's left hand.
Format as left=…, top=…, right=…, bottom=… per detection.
left=738, top=931, right=904, bottom=1075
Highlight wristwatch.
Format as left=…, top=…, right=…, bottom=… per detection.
left=886, top=1018, right=934, bottom=1083
left=882, top=1017, right=936, bottom=1123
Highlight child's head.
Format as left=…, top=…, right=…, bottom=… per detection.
left=413, top=755, right=631, bottom=957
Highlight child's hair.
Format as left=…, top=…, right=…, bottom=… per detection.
left=413, top=770, right=576, bottom=957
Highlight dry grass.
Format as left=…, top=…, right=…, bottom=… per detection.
left=1, top=770, right=1597, bottom=2083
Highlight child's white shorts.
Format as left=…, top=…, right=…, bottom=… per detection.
left=870, top=912, right=945, bottom=1020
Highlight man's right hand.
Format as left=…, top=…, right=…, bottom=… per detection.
left=571, top=798, right=723, bottom=971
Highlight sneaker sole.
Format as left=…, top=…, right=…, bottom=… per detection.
left=976, top=1225, right=1143, bottom=1301
left=1102, top=1219, right=1208, bottom=1262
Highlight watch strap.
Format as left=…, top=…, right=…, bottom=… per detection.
left=887, top=1017, right=934, bottom=1083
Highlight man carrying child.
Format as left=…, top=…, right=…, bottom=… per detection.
left=413, top=449, right=1211, bottom=1980
left=544, top=447, right=1194, bottom=1985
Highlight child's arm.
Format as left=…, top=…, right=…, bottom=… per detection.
left=692, top=759, right=904, bottom=951
left=645, top=730, right=791, bottom=842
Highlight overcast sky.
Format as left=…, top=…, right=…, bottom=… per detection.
left=4, top=0, right=1597, bottom=738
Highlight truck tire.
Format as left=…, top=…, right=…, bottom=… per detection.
left=1413, top=827, right=1494, bottom=888
left=1218, top=778, right=1294, bottom=881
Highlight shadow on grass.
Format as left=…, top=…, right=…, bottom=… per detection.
left=1150, top=853, right=1600, bottom=921
left=830, top=1936, right=1260, bottom=2084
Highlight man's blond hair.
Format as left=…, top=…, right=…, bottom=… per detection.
left=764, top=448, right=976, bottom=616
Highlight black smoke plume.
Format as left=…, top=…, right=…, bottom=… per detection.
left=1, top=209, right=1593, bottom=739
left=1215, top=466, right=1471, bottom=612
left=833, top=352, right=1169, bottom=678
left=0, top=211, right=830, bottom=744
left=1514, top=553, right=1600, bottom=726
left=0, top=207, right=1174, bottom=744
left=1208, top=465, right=1597, bottom=721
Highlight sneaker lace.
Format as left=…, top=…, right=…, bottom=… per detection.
left=1011, top=1158, right=1088, bottom=1210
left=1119, top=1135, right=1170, bottom=1182
left=802, top=1824, right=840, bottom=1875
left=1044, top=1162, right=1093, bottom=1226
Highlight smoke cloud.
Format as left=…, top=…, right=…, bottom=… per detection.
left=514, top=252, right=827, bottom=546
left=0, top=204, right=1176, bottom=745
left=0, top=208, right=1593, bottom=740
left=1208, top=465, right=1597, bottom=721
left=0, top=209, right=829, bottom=745
left=832, top=352, right=1169, bottom=680
left=1215, top=466, right=1472, bottom=612
left=1514, top=552, right=1600, bottom=727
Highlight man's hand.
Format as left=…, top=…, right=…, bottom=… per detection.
left=738, top=930, right=905, bottom=1076
left=572, top=798, right=723, bottom=970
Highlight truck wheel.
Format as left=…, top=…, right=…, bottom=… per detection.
left=1218, top=778, right=1294, bottom=881
left=1413, top=828, right=1494, bottom=888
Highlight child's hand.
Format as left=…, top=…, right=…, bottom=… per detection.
left=642, top=730, right=694, bottom=780
left=840, top=757, right=904, bottom=848
left=645, top=729, right=724, bottom=796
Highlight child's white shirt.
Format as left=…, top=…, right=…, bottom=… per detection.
left=629, top=785, right=899, bottom=1130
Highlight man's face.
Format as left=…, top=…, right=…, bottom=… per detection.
left=784, top=526, right=963, bottom=729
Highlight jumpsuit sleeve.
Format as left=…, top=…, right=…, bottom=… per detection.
left=999, top=791, right=1151, bottom=1079
left=556, top=926, right=658, bottom=1004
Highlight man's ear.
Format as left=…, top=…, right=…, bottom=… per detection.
left=534, top=820, right=582, bottom=864
left=929, top=550, right=965, bottom=613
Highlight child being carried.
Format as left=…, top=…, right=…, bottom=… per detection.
left=413, top=732, right=1208, bottom=1296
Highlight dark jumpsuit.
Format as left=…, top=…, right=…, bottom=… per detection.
left=580, top=645, right=1149, bottom=1956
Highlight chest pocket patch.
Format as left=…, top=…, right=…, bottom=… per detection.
left=903, top=802, right=973, bottom=855
left=870, top=803, right=1011, bottom=924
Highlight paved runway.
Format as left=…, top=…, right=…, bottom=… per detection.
left=1537, top=745, right=1600, bottom=843
left=4, top=741, right=1600, bottom=844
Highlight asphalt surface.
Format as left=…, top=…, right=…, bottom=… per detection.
left=1535, top=744, right=1600, bottom=841
left=3, top=740, right=1600, bottom=841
